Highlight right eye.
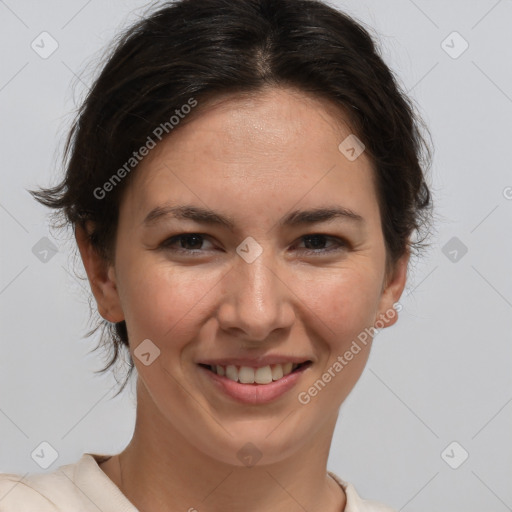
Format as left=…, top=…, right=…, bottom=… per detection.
left=159, top=233, right=216, bottom=253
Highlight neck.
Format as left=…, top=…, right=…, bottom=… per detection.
left=106, top=381, right=346, bottom=512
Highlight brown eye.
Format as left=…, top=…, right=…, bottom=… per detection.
left=160, top=233, right=214, bottom=252
left=297, top=234, right=347, bottom=253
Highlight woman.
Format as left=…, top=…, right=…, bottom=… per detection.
left=0, top=0, right=432, bottom=510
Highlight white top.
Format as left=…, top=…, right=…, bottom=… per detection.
left=0, top=453, right=396, bottom=512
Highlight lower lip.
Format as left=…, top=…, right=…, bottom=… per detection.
left=197, top=364, right=310, bottom=405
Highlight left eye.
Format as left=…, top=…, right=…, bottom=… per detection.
left=295, top=234, right=346, bottom=253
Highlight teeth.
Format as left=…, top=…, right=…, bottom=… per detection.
left=225, top=365, right=238, bottom=381
left=255, top=366, right=273, bottom=384
left=239, top=366, right=255, bottom=384
left=283, top=362, right=293, bottom=375
left=208, top=362, right=304, bottom=384
left=271, top=364, right=283, bottom=380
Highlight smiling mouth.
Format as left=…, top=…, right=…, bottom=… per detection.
left=198, top=361, right=312, bottom=385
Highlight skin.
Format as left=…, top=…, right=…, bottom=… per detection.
left=76, top=86, right=409, bottom=512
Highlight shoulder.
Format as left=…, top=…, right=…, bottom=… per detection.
left=0, top=471, right=71, bottom=512
left=328, top=471, right=396, bottom=512
left=0, top=454, right=106, bottom=512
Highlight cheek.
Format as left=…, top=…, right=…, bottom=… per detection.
left=293, top=269, right=382, bottom=409
left=116, top=257, right=223, bottom=348
left=115, top=243, right=384, bottom=361
left=295, top=267, right=382, bottom=342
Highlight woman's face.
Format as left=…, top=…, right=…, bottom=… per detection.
left=91, top=87, right=408, bottom=465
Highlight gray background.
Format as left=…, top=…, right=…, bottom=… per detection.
left=1, top=0, right=511, bottom=510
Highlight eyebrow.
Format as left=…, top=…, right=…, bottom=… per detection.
left=142, top=204, right=364, bottom=229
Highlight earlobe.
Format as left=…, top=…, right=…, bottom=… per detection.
left=375, top=249, right=410, bottom=329
left=75, top=223, right=125, bottom=323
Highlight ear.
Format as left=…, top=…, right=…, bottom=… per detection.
left=374, top=248, right=410, bottom=329
left=75, top=222, right=125, bottom=323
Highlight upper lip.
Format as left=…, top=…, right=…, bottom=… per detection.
left=196, top=356, right=312, bottom=367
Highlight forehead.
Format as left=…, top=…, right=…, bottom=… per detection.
left=119, top=87, right=379, bottom=222
left=151, top=87, right=359, bottom=165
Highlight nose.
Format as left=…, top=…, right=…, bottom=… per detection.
left=216, top=247, right=296, bottom=343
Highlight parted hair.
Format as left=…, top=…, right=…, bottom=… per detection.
left=29, top=0, right=433, bottom=395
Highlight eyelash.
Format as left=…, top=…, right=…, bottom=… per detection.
left=159, top=233, right=348, bottom=255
